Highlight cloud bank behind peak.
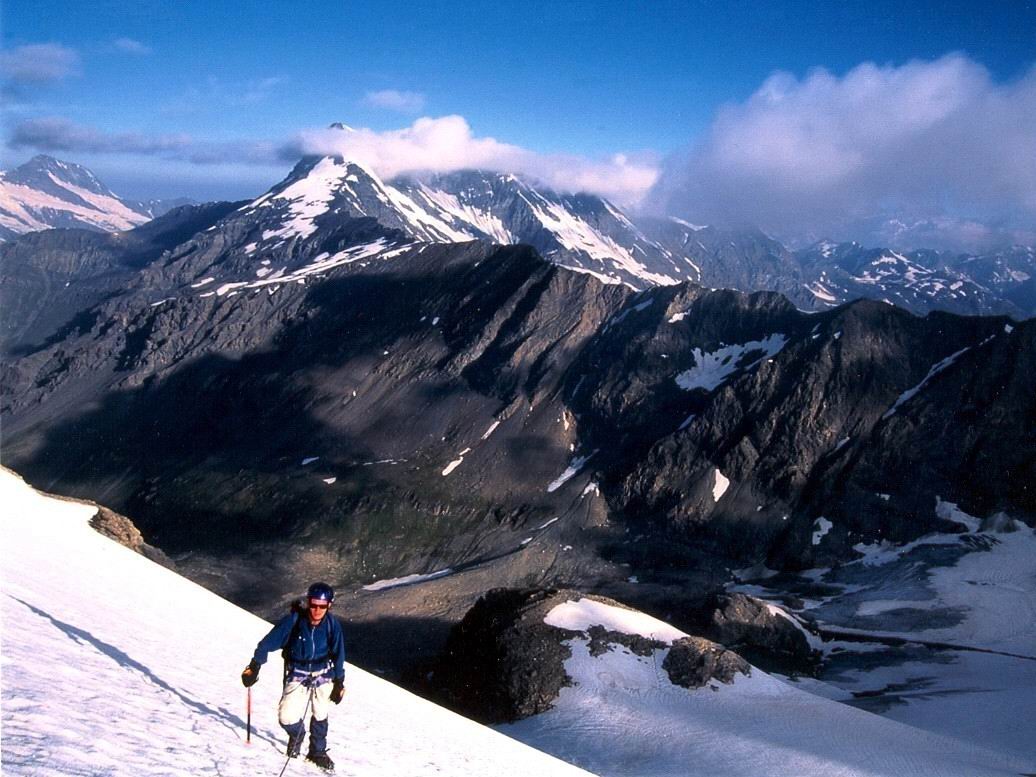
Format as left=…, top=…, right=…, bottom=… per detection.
left=288, top=116, right=659, bottom=206
left=648, top=54, right=1036, bottom=251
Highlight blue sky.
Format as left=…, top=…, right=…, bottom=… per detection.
left=3, top=1, right=1035, bottom=247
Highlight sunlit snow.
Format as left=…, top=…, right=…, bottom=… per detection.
left=0, top=175, right=148, bottom=235
left=712, top=468, right=730, bottom=501
left=811, top=517, right=833, bottom=545
left=500, top=587, right=1032, bottom=776
left=675, top=334, right=787, bottom=393
left=547, top=452, right=597, bottom=493
left=362, top=569, right=454, bottom=592
left=544, top=598, right=686, bottom=643
left=0, top=469, right=590, bottom=777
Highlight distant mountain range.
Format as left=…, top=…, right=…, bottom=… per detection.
left=0, top=154, right=193, bottom=240
left=2, top=150, right=1033, bottom=318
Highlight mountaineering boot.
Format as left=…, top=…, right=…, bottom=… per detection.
left=286, top=730, right=304, bottom=758
left=306, top=751, right=335, bottom=771
left=283, top=720, right=306, bottom=758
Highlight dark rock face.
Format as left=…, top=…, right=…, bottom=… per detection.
left=662, top=637, right=751, bottom=689
left=430, top=588, right=581, bottom=723
left=585, top=624, right=662, bottom=657
left=90, top=506, right=176, bottom=569
left=705, top=593, right=819, bottom=675
left=429, top=586, right=752, bottom=723
left=4, top=229, right=1035, bottom=600
left=0, top=200, right=244, bottom=354
left=608, top=301, right=1035, bottom=568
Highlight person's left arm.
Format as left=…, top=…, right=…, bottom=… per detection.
left=331, top=617, right=347, bottom=680
left=329, top=617, right=347, bottom=703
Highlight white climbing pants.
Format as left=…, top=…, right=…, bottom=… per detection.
left=278, top=674, right=333, bottom=724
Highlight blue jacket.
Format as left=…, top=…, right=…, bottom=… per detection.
left=252, top=611, right=346, bottom=680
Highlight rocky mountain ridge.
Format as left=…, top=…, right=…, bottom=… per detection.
left=3, top=218, right=1032, bottom=619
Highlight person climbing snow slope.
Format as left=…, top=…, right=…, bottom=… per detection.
left=242, top=582, right=346, bottom=771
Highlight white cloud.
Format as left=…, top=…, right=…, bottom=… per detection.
left=8, top=113, right=658, bottom=205
left=363, top=90, right=427, bottom=114
left=651, top=54, right=1036, bottom=249
left=0, top=43, right=80, bottom=85
left=113, top=37, right=151, bottom=55
left=294, top=116, right=659, bottom=205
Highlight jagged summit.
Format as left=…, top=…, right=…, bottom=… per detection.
left=217, top=155, right=690, bottom=289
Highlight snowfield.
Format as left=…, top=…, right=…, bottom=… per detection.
left=3, top=467, right=1034, bottom=777
left=0, top=469, right=589, bottom=777
left=503, top=596, right=1036, bottom=777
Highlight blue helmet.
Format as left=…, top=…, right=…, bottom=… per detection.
left=307, top=582, right=335, bottom=603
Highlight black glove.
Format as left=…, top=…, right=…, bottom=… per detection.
left=330, top=678, right=345, bottom=704
left=241, top=659, right=260, bottom=687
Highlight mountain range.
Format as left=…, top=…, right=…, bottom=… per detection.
left=2, top=146, right=1034, bottom=766
left=2, top=150, right=1034, bottom=319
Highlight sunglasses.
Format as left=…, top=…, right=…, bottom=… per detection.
left=308, top=602, right=329, bottom=610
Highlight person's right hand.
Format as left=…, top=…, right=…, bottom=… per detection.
left=241, top=659, right=260, bottom=687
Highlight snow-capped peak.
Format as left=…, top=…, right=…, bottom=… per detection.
left=0, top=155, right=152, bottom=240
left=230, top=157, right=687, bottom=288
left=243, top=155, right=477, bottom=246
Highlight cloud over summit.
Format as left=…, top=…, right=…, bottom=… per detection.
left=291, top=116, right=659, bottom=205
left=7, top=113, right=657, bottom=206
left=651, top=54, right=1036, bottom=249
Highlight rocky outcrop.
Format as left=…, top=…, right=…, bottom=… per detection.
left=428, top=587, right=751, bottom=723
left=663, top=636, right=751, bottom=688
left=705, top=593, right=819, bottom=675
left=89, top=506, right=175, bottom=569
left=430, top=588, right=580, bottom=723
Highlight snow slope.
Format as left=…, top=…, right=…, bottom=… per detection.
left=0, top=469, right=590, bottom=777
left=502, top=598, right=1035, bottom=777
left=4, top=466, right=1033, bottom=777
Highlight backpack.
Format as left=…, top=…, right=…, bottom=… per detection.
left=281, top=598, right=307, bottom=680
